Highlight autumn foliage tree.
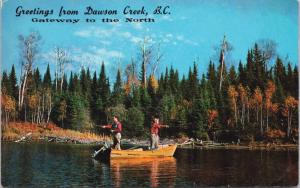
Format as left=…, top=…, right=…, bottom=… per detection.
left=264, top=81, right=277, bottom=130
left=228, top=85, right=238, bottom=126
left=1, top=94, right=16, bottom=127
left=282, top=96, right=298, bottom=138
left=253, top=87, right=263, bottom=134
left=208, top=109, right=218, bottom=130
left=1, top=34, right=298, bottom=142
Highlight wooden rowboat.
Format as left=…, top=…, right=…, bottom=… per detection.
left=94, top=144, right=177, bottom=160
left=111, top=144, right=177, bottom=158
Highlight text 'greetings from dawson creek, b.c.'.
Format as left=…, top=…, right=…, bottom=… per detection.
left=15, top=5, right=171, bottom=24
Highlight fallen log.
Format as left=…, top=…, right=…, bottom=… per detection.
left=15, top=132, right=32, bottom=143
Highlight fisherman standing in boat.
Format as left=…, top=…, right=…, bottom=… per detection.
left=102, top=116, right=122, bottom=150
left=151, top=118, right=169, bottom=150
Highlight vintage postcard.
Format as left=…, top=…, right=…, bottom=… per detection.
left=1, top=0, right=298, bottom=187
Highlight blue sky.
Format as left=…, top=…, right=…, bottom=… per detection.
left=2, top=0, right=298, bottom=82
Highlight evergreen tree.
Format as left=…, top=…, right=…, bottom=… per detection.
left=111, top=69, right=124, bottom=105
left=33, top=68, right=42, bottom=91
left=98, top=62, right=110, bottom=107
left=228, top=65, right=237, bottom=85
left=140, top=61, right=146, bottom=88
left=1, top=71, right=10, bottom=95
left=207, top=61, right=217, bottom=90
left=80, top=67, right=91, bottom=98
left=286, top=63, right=293, bottom=96
left=238, top=61, right=246, bottom=86
left=62, top=75, right=68, bottom=91
left=163, top=67, right=170, bottom=94
left=43, top=64, right=52, bottom=89
left=245, top=50, right=255, bottom=90
left=90, top=71, right=99, bottom=123
left=252, top=43, right=267, bottom=90
left=9, top=65, right=18, bottom=100
left=273, top=57, right=286, bottom=102
left=292, top=66, right=298, bottom=98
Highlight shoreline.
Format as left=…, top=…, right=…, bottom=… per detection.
left=2, top=122, right=109, bottom=145
left=2, top=139, right=298, bottom=151
left=2, top=122, right=298, bottom=151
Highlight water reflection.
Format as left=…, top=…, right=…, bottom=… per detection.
left=2, top=143, right=298, bottom=187
left=95, top=157, right=177, bottom=187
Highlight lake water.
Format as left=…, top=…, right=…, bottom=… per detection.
left=1, top=142, right=298, bottom=187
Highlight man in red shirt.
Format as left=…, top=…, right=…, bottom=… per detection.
left=102, top=116, right=122, bottom=150
left=151, top=118, right=169, bottom=149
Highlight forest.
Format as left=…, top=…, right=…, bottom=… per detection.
left=1, top=32, right=298, bottom=142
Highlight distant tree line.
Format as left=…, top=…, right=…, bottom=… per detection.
left=1, top=33, right=298, bottom=141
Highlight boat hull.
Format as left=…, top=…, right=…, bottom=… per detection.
left=111, top=144, right=177, bottom=158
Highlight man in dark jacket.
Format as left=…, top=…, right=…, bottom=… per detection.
left=102, top=116, right=122, bottom=150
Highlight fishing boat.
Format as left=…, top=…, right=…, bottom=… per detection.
left=93, top=144, right=177, bottom=160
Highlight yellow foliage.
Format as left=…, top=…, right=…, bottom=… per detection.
left=1, top=95, right=16, bottom=112
left=253, top=87, right=263, bottom=105
left=2, top=122, right=108, bottom=142
left=28, top=94, right=39, bottom=110
left=149, top=75, right=159, bottom=91
left=282, top=96, right=298, bottom=117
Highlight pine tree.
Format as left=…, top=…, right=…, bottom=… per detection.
left=68, top=72, right=74, bottom=92
left=238, top=61, right=246, bottom=86
left=286, top=63, right=293, bottom=96
left=292, top=66, right=298, bottom=98
left=98, top=62, right=110, bottom=107
left=90, top=71, right=99, bottom=122
left=62, top=75, right=68, bottom=91
left=140, top=61, right=146, bottom=88
left=33, top=68, right=42, bottom=91
left=9, top=65, right=18, bottom=100
left=207, top=61, right=217, bottom=90
left=111, top=69, right=124, bottom=105
left=80, top=67, right=91, bottom=98
left=245, top=50, right=255, bottom=90
left=253, top=43, right=267, bottom=90
left=228, top=65, right=237, bottom=85
left=43, top=64, right=52, bottom=89
left=163, top=67, right=170, bottom=94
left=1, top=71, right=10, bottom=95
left=273, top=57, right=286, bottom=102
left=86, top=68, right=92, bottom=99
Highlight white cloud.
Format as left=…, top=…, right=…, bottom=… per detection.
left=176, top=35, right=184, bottom=41
left=93, top=47, right=124, bottom=59
left=74, top=27, right=141, bottom=45
left=166, top=33, right=173, bottom=38
left=100, top=40, right=111, bottom=45
left=131, top=22, right=143, bottom=30
left=41, top=45, right=124, bottom=72
left=131, top=36, right=143, bottom=44
left=176, top=35, right=198, bottom=46
left=161, top=15, right=173, bottom=22
left=74, top=27, right=114, bottom=39
left=74, top=30, right=92, bottom=38
left=119, top=31, right=132, bottom=39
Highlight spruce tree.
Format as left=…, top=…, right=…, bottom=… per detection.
left=245, top=50, right=255, bottom=90
left=43, top=64, right=52, bottom=89
left=292, top=66, right=298, bottom=98
left=9, top=65, right=18, bottom=100
left=98, top=62, right=110, bottom=107
left=1, top=71, right=10, bottom=95
left=238, top=61, right=246, bottom=86
left=228, top=65, right=237, bottom=85
left=111, top=69, right=124, bottom=105
left=33, top=68, right=42, bottom=91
